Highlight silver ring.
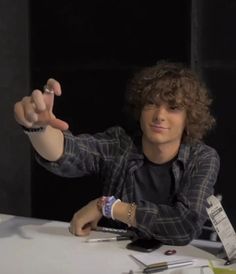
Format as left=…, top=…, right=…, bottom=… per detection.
left=43, top=85, right=54, bottom=94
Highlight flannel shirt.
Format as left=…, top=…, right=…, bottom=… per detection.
left=36, top=126, right=220, bottom=245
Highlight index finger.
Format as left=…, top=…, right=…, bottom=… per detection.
left=46, top=78, right=62, bottom=96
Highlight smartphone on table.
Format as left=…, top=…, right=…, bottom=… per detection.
left=126, top=238, right=162, bottom=252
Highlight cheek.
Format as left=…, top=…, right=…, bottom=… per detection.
left=140, top=114, right=145, bottom=132
left=178, top=117, right=187, bottom=132
left=140, top=111, right=151, bottom=133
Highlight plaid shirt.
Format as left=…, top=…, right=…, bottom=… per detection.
left=37, top=126, right=220, bottom=245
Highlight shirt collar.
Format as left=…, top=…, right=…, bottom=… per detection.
left=128, top=138, right=192, bottom=165
left=176, top=142, right=191, bottom=168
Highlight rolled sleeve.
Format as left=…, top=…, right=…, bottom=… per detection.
left=35, top=127, right=132, bottom=179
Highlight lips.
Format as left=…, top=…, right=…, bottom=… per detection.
left=150, top=124, right=169, bottom=133
left=151, top=124, right=169, bottom=130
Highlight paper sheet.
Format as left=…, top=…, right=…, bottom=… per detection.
left=130, top=252, right=236, bottom=273
left=131, top=249, right=208, bottom=266
left=130, top=250, right=215, bottom=273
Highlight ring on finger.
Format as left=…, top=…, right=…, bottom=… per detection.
left=43, top=85, right=54, bottom=94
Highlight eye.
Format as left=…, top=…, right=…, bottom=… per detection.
left=169, top=105, right=183, bottom=112
left=170, top=105, right=178, bottom=110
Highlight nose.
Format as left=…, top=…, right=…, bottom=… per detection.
left=153, top=106, right=166, bottom=122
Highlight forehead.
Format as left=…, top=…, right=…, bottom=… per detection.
left=147, top=91, right=185, bottom=105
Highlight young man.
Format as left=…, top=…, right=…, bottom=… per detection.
left=14, top=62, right=220, bottom=245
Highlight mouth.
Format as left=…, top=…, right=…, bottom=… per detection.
left=150, top=124, right=169, bottom=133
left=151, top=124, right=169, bottom=130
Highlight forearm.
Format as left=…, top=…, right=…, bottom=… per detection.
left=102, top=200, right=193, bottom=245
left=28, top=125, right=64, bottom=161
left=134, top=199, right=203, bottom=245
left=113, top=201, right=137, bottom=228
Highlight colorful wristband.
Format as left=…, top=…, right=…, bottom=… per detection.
left=97, top=196, right=121, bottom=219
left=102, top=196, right=116, bottom=218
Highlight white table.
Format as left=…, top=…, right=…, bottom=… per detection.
left=0, top=213, right=232, bottom=274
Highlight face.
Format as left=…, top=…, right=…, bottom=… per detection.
left=140, top=103, right=187, bottom=149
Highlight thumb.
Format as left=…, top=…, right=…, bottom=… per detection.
left=48, top=117, right=69, bottom=131
left=79, top=223, right=92, bottom=236
left=91, top=219, right=100, bottom=230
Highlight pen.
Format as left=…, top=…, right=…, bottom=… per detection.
left=95, top=226, right=128, bottom=234
left=143, top=260, right=193, bottom=273
left=86, top=235, right=131, bottom=243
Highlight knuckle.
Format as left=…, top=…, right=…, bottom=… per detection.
left=25, top=111, right=35, bottom=122
left=22, top=96, right=30, bottom=103
left=74, top=226, right=81, bottom=236
left=32, top=89, right=41, bottom=96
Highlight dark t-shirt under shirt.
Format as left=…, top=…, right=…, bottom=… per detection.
left=133, top=156, right=175, bottom=205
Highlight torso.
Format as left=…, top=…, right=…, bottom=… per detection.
left=133, top=156, right=175, bottom=205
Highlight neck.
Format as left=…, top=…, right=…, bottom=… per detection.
left=142, top=139, right=180, bottom=164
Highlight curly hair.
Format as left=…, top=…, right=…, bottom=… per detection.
left=125, top=61, right=215, bottom=143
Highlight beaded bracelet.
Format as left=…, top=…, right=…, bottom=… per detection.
left=21, top=125, right=46, bottom=135
left=127, top=202, right=136, bottom=227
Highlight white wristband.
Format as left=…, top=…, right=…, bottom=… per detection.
left=111, top=199, right=121, bottom=220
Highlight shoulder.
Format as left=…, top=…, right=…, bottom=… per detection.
left=77, top=126, right=134, bottom=151
left=192, top=142, right=219, bottom=159
left=179, top=142, right=220, bottom=164
left=185, top=142, right=220, bottom=167
left=92, top=126, right=131, bottom=141
left=102, top=126, right=129, bottom=137
left=100, top=126, right=134, bottom=148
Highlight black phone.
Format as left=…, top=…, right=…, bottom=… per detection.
left=126, top=238, right=162, bottom=252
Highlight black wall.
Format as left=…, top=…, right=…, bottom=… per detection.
left=191, top=0, right=236, bottom=227
left=0, top=0, right=31, bottom=216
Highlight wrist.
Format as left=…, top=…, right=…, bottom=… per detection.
left=113, top=201, right=137, bottom=227
left=20, top=125, right=46, bottom=135
left=97, top=196, right=121, bottom=220
left=127, top=202, right=136, bottom=227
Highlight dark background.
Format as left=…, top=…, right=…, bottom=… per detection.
left=0, top=0, right=235, bottom=229
left=30, top=0, right=191, bottom=222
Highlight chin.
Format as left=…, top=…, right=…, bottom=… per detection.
left=147, top=136, right=165, bottom=145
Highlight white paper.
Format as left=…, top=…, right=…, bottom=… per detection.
left=130, top=251, right=214, bottom=274
left=130, top=250, right=208, bottom=267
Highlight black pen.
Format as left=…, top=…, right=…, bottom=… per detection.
left=86, top=235, right=130, bottom=243
left=95, top=226, right=128, bottom=234
left=143, top=260, right=193, bottom=273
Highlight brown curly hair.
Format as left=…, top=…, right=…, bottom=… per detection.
left=125, top=61, right=215, bottom=143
